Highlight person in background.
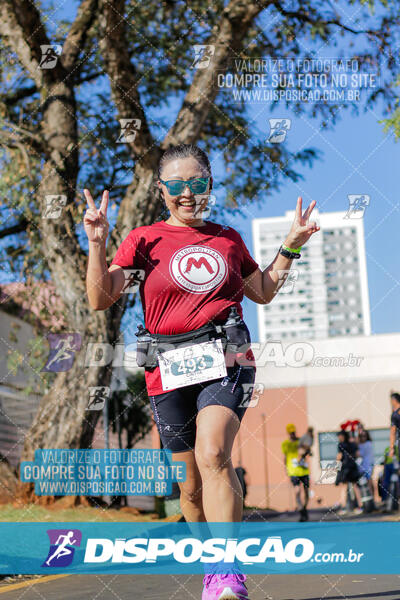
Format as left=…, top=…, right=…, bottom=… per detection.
left=389, top=392, right=400, bottom=459
left=298, top=426, right=314, bottom=466
left=379, top=445, right=399, bottom=504
left=234, top=466, right=247, bottom=507
left=358, top=429, right=375, bottom=498
left=335, top=430, right=361, bottom=514
left=282, top=424, right=310, bottom=521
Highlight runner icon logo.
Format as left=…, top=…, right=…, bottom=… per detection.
left=42, top=529, right=82, bottom=567
left=42, top=333, right=82, bottom=373
left=169, top=245, right=228, bottom=294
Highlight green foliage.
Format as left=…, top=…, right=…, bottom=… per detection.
left=108, top=371, right=152, bottom=449
left=6, top=335, right=56, bottom=396
left=381, top=75, right=400, bottom=138
left=381, top=106, right=400, bottom=138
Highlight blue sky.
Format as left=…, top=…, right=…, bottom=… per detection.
left=235, top=105, right=400, bottom=342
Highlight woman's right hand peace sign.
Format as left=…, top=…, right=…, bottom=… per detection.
left=83, top=189, right=110, bottom=244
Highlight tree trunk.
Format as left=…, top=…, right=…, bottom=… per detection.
left=18, top=302, right=125, bottom=503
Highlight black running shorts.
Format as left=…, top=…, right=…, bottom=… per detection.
left=290, top=475, right=310, bottom=488
left=149, top=364, right=256, bottom=453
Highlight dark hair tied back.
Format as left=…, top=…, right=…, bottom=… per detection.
left=157, top=143, right=212, bottom=180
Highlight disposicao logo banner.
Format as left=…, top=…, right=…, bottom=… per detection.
left=0, top=522, right=400, bottom=574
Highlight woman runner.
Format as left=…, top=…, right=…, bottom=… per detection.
left=84, top=143, right=319, bottom=600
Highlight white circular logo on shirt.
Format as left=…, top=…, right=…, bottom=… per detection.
left=169, top=245, right=228, bottom=294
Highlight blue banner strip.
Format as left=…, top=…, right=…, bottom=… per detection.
left=0, top=522, right=399, bottom=574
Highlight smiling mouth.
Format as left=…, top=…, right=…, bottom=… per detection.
left=177, top=200, right=196, bottom=208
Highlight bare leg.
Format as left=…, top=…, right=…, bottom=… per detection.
left=194, top=405, right=243, bottom=522
left=294, top=486, right=303, bottom=510
left=302, top=483, right=309, bottom=509
left=172, top=449, right=206, bottom=522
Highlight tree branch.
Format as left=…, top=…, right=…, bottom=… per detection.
left=0, top=218, right=29, bottom=239
left=164, top=0, right=272, bottom=145
left=2, top=85, right=37, bottom=106
left=98, top=0, right=156, bottom=167
left=0, top=0, right=64, bottom=88
left=62, top=0, right=99, bottom=72
left=1, top=119, right=43, bottom=144
left=2, top=71, right=104, bottom=108
left=273, top=2, right=386, bottom=39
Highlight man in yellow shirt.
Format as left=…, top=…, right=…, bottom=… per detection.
left=282, top=423, right=310, bottom=521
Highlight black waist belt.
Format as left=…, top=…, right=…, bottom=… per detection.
left=135, top=318, right=251, bottom=368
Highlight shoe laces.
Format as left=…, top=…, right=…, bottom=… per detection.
left=203, top=572, right=246, bottom=587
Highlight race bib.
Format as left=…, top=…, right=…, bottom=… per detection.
left=291, top=458, right=299, bottom=468
left=158, top=339, right=227, bottom=391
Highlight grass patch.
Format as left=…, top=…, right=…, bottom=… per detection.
left=0, top=503, right=160, bottom=522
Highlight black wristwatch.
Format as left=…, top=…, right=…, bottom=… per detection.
left=279, top=244, right=301, bottom=259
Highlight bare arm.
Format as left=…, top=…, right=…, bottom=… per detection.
left=243, top=251, right=295, bottom=305
left=84, top=189, right=126, bottom=310
left=86, top=244, right=125, bottom=310
left=244, top=197, right=320, bottom=304
left=389, top=425, right=396, bottom=457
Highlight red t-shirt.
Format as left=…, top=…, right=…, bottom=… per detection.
left=110, top=220, right=259, bottom=395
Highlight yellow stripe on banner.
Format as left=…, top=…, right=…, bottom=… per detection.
left=0, top=574, right=69, bottom=594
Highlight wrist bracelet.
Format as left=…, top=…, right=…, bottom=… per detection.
left=279, top=244, right=301, bottom=259
left=282, top=243, right=302, bottom=253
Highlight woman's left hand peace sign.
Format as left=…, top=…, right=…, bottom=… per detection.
left=285, top=197, right=320, bottom=248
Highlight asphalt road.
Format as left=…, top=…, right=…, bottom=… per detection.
left=1, top=574, right=400, bottom=600
left=243, top=507, right=396, bottom=522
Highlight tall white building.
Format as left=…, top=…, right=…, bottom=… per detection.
left=252, top=209, right=371, bottom=341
